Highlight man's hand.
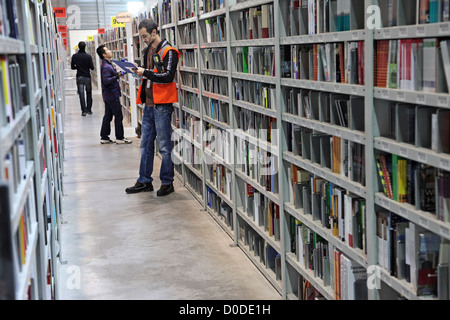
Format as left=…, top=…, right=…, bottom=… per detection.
left=134, top=67, right=145, bottom=77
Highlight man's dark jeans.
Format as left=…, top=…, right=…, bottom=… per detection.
left=76, top=76, right=92, bottom=113
left=100, top=98, right=124, bottom=140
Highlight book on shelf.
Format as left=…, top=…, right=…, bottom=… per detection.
left=0, top=183, right=15, bottom=300
left=441, top=39, right=450, bottom=93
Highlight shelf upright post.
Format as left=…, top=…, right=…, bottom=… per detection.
left=365, top=0, right=379, bottom=301
left=20, top=0, right=48, bottom=300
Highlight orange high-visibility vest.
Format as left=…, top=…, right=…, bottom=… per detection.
left=152, top=44, right=180, bottom=104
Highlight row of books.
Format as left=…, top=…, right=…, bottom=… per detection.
left=180, top=72, right=198, bottom=88
left=290, top=90, right=365, bottom=132
left=284, top=0, right=364, bottom=36
left=185, top=165, right=203, bottom=196
left=179, top=22, right=197, bottom=45
left=161, top=0, right=173, bottom=25
left=418, top=0, right=450, bottom=24
left=376, top=209, right=450, bottom=298
left=235, top=107, right=277, bottom=145
left=243, top=184, right=281, bottom=241
left=292, top=219, right=368, bottom=299
left=204, top=47, right=227, bottom=70
left=376, top=154, right=450, bottom=221
left=98, top=27, right=127, bottom=43
left=199, top=0, right=225, bottom=14
left=237, top=4, right=274, bottom=40
left=203, top=16, right=226, bottom=43
left=234, top=79, right=276, bottom=111
left=181, top=49, right=197, bottom=68
left=296, top=275, right=326, bottom=300
left=375, top=39, right=450, bottom=93
left=1, top=55, right=26, bottom=126
left=205, top=162, right=232, bottom=199
left=238, top=219, right=282, bottom=280
left=183, top=141, right=203, bottom=172
left=291, top=126, right=366, bottom=185
left=204, top=98, right=229, bottom=124
left=180, top=91, right=200, bottom=112
left=206, top=186, right=233, bottom=229
left=183, top=113, right=201, bottom=144
left=0, top=0, right=23, bottom=39
left=3, top=136, right=27, bottom=195
left=204, top=125, right=232, bottom=164
left=203, top=74, right=228, bottom=97
left=375, top=101, right=450, bottom=154
left=178, top=0, right=196, bottom=21
left=237, top=140, right=279, bottom=194
left=236, top=46, right=275, bottom=76
left=289, top=165, right=366, bottom=250
left=282, top=41, right=364, bottom=85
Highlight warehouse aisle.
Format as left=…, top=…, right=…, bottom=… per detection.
left=57, top=69, right=281, bottom=300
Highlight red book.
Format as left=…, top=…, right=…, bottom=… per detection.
left=375, top=40, right=390, bottom=88
left=358, top=41, right=364, bottom=85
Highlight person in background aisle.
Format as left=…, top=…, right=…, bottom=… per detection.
left=125, top=18, right=180, bottom=197
left=71, top=41, right=94, bottom=116
left=96, top=44, right=132, bottom=145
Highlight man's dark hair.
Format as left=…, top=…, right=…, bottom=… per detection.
left=138, top=18, right=158, bottom=34
left=78, top=41, right=86, bottom=52
left=96, top=45, right=106, bottom=60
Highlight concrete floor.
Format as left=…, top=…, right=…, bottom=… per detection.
left=57, top=69, right=281, bottom=300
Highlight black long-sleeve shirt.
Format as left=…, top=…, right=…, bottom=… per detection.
left=71, top=51, right=94, bottom=78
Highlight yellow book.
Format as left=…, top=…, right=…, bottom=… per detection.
left=398, top=159, right=407, bottom=203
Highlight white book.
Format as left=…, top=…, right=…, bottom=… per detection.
left=423, top=38, right=438, bottom=93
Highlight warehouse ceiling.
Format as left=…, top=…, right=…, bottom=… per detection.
left=50, top=0, right=145, bottom=30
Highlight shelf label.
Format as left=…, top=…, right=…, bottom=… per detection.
left=417, top=152, right=427, bottom=163
left=416, top=94, right=426, bottom=104
left=334, top=85, right=340, bottom=92
left=438, top=96, right=448, bottom=107
left=352, top=31, right=358, bottom=40
left=354, top=186, right=362, bottom=196
left=399, top=206, right=408, bottom=219
left=440, top=23, right=450, bottom=34
left=417, top=26, right=425, bottom=36
left=335, top=128, right=341, bottom=137
left=399, top=147, right=408, bottom=157
left=333, top=33, right=339, bottom=41
left=383, top=29, right=391, bottom=38
left=440, top=158, right=450, bottom=170
left=397, top=91, right=405, bottom=101
left=354, top=134, right=362, bottom=143
left=381, top=90, right=389, bottom=99
left=399, top=28, right=407, bottom=37
left=440, top=226, right=450, bottom=238
left=419, top=216, right=429, bottom=228
left=382, top=198, right=390, bottom=209
left=381, top=141, right=389, bottom=151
